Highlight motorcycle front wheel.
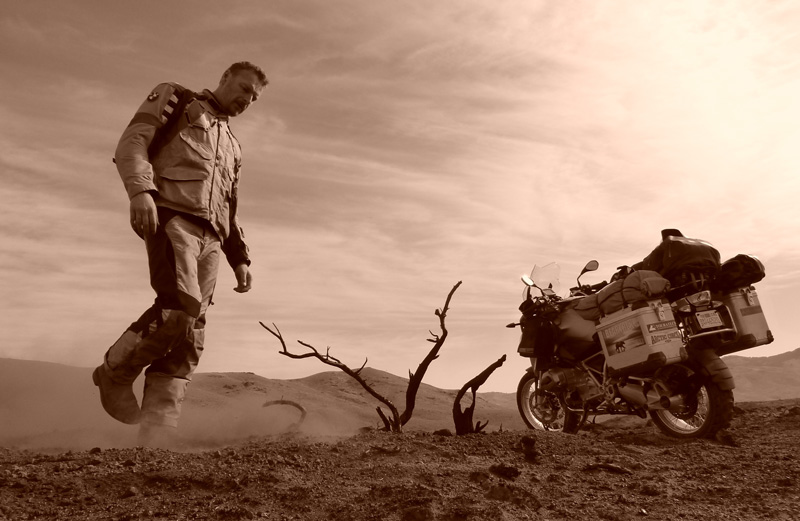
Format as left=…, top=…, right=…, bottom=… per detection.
left=516, top=371, right=581, bottom=433
left=649, top=364, right=734, bottom=439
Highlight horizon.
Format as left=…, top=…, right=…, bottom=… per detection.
left=2, top=1, right=799, bottom=393
left=3, top=345, right=799, bottom=395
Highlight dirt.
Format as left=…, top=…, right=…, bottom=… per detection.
left=2, top=400, right=799, bottom=521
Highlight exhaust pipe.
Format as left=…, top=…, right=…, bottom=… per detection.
left=658, top=395, right=685, bottom=410
left=617, top=383, right=680, bottom=411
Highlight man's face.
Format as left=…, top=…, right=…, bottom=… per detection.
left=214, top=70, right=264, bottom=116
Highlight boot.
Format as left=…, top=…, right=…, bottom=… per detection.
left=92, top=365, right=141, bottom=425
left=138, top=422, right=179, bottom=449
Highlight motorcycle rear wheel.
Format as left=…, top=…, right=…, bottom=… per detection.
left=517, top=371, right=581, bottom=433
left=649, top=364, right=734, bottom=439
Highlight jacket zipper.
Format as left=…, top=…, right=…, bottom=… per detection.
left=207, top=120, right=222, bottom=220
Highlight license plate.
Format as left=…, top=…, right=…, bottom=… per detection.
left=696, top=310, right=724, bottom=329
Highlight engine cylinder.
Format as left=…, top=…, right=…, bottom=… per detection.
left=539, top=368, right=599, bottom=401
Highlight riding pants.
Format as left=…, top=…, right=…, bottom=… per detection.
left=103, top=212, right=220, bottom=427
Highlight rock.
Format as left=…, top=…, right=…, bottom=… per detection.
left=518, top=435, right=539, bottom=462
left=486, top=483, right=514, bottom=501
left=120, top=486, right=139, bottom=499
left=639, top=484, right=661, bottom=497
left=489, top=462, right=521, bottom=480
left=715, top=429, right=739, bottom=446
left=468, top=471, right=492, bottom=489
left=401, top=504, right=435, bottom=521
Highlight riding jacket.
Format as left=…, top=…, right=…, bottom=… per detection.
left=114, top=82, right=250, bottom=268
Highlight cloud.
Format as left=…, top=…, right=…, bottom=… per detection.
left=2, top=0, right=800, bottom=391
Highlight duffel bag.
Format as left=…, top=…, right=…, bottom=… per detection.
left=574, top=270, right=670, bottom=320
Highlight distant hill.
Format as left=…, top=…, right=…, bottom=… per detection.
left=1, top=348, right=798, bottom=451
left=723, top=347, right=800, bottom=402
left=0, top=360, right=524, bottom=451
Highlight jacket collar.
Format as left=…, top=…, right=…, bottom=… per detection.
left=201, top=89, right=229, bottom=120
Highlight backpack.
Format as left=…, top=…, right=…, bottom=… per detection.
left=112, top=84, right=198, bottom=164
left=147, top=84, right=198, bottom=159
left=639, top=236, right=721, bottom=281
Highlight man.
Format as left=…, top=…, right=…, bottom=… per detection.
left=93, top=62, right=268, bottom=447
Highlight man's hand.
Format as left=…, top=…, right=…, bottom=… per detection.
left=130, top=191, right=158, bottom=239
left=234, top=264, right=252, bottom=293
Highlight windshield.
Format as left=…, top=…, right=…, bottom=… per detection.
left=528, top=262, right=562, bottom=296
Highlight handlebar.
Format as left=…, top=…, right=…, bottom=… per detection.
left=589, top=280, right=609, bottom=292
left=569, top=280, right=608, bottom=296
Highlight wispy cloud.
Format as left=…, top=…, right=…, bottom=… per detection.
left=2, top=0, right=799, bottom=391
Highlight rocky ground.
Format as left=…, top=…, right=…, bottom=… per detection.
left=2, top=400, right=799, bottom=521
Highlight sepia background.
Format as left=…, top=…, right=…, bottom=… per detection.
left=1, top=0, right=798, bottom=392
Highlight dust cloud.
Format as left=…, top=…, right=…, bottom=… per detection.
left=0, top=359, right=371, bottom=453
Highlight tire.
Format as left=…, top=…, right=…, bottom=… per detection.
left=516, top=371, right=581, bottom=433
left=649, top=363, right=734, bottom=439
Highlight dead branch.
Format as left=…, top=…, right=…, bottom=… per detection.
left=259, top=281, right=462, bottom=433
left=260, top=322, right=402, bottom=431
left=400, top=281, right=462, bottom=426
left=453, top=354, right=507, bottom=435
left=583, top=463, right=634, bottom=475
left=263, top=398, right=308, bottom=431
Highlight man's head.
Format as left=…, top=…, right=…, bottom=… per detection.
left=213, top=61, right=268, bottom=116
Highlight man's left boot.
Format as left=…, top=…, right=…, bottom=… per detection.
left=92, top=365, right=141, bottom=425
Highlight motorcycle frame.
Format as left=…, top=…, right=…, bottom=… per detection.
left=528, top=291, right=740, bottom=420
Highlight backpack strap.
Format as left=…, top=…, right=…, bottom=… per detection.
left=147, top=84, right=198, bottom=159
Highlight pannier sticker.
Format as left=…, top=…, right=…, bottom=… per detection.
left=601, top=318, right=639, bottom=341
left=649, top=331, right=682, bottom=344
left=647, top=320, right=677, bottom=333
left=606, top=334, right=645, bottom=355
left=740, top=305, right=763, bottom=317
left=601, top=317, right=645, bottom=356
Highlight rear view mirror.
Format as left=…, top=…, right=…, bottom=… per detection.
left=577, top=260, right=599, bottom=287
left=581, top=260, right=599, bottom=275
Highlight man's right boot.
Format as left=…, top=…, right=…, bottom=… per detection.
left=137, top=422, right=179, bottom=450
left=92, top=364, right=141, bottom=425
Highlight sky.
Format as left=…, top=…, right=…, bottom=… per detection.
left=1, top=0, right=799, bottom=393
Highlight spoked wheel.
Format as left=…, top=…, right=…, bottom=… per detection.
left=517, top=371, right=581, bottom=433
left=649, top=363, right=734, bottom=439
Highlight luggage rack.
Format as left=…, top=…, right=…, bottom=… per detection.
left=685, top=326, right=737, bottom=341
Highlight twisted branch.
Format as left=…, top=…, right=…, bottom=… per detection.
left=259, top=281, right=462, bottom=432
left=453, top=354, right=507, bottom=435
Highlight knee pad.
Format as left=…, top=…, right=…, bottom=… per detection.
left=162, top=309, right=196, bottom=340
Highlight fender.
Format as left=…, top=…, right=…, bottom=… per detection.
left=691, top=347, right=736, bottom=391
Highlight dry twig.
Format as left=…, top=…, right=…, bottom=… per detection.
left=260, top=281, right=462, bottom=432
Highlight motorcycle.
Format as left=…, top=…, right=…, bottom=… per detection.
left=509, top=251, right=773, bottom=439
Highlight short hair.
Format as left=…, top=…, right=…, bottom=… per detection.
left=223, top=61, right=268, bottom=87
